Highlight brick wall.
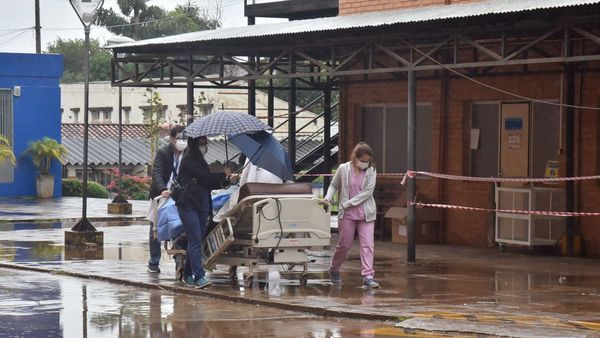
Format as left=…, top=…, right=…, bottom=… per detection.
left=339, top=0, right=481, bottom=15
left=578, top=72, right=600, bottom=256
left=341, top=69, right=600, bottom=254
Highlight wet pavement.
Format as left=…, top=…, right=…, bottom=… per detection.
left=0, top=222, right=599, bottom=337
left=0, top=197, right=147, bottom=222
left=3, top=268, right=443, bottom=338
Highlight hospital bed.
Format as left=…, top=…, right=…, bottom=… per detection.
left=202, top=182, right=331, bottom=286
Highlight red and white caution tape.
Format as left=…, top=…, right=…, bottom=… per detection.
left=401, top=170, right=600, bottom=186
left=295, top=172, right=405, bottom=177
left=410, top=202, right=600, bottom=217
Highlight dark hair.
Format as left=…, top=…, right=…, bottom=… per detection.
left=186, top=136, right=208, bottom=150
left=170, top=125, right=185, bottom=138
left=350, top=142, right=374, bottom=169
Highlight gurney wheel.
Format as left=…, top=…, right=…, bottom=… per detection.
left=244, top=275, right=254, bottom=287
left=228, top=266, right=238, bottom=280
left=299, top=274, right=309, bottom=287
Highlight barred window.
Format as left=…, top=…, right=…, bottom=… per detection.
left=0, top=89, right=14, bottom=183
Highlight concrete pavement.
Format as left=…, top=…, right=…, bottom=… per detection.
left=1, top=197, right=599, bottom=337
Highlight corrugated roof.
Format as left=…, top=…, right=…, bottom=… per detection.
left=63, top=137, right=156, bottom=166
left=63, top=137, right=243, bottom=167
left=63, top=134, right=323, bottom=167
left=109, top=0, right=600, bottom=50
left=62, top=123, right=149, bottom=139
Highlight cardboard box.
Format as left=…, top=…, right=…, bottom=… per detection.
left=384, top=191, right=442, bottom=244
left=389, top=219, right=439, bottom=244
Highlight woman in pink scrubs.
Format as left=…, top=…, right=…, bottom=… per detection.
left=325, top=142, right=379, bottom=289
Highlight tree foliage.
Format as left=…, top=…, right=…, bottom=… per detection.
left=46, top=38, right=112, bottom=83
left=96, top=0, right=221, bottom=40
left=48, top=2, right=221, bottom=83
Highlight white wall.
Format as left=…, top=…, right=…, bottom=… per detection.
left=60, top=81, right=322, bottom=136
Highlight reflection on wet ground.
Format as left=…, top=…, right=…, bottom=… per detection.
left=0, top=222, right=599, bottom=337
left=0, top=197, right=148, bottom=222
left=0, top=269, right=431, bottom=338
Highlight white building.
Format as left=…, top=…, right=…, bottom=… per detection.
left=60, top=81, right=322, bottom=137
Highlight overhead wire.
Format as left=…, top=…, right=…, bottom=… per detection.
left=400, top=38, right=600, bottom=111
left=0, top=27, right=33, bottom=35
left=0, top=30, right=32, bottom=47
left=44, top=1, right=240, bottom=32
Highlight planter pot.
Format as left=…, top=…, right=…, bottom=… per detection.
left=36, top=175, right=54, bottom=199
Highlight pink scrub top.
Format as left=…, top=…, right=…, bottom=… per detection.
left=343, top=167, right=366, bottom=220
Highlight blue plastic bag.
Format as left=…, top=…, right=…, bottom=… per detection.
left=156, top=198, right=184, bottom=241
left=211, top=193, right=232, bottom=212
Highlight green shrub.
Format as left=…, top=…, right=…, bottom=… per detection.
left=62, top=179, right=109, bottom=198
left=132, top=191, right=150, bottom=200
left=62, top=179, right=82, bottom=196
left=87, top=181, right=109, bottom=198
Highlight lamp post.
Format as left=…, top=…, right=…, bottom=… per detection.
left=65, top=0, right=105, bottom=248
left=106, top=37, right=135, bottom=215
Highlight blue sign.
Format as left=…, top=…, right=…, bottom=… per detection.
left=504, top=118, right=523, bottom=130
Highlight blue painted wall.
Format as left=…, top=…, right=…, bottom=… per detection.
left=0, top=53, right=63, bottom=197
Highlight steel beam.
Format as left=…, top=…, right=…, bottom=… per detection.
left=407, top=70, right=417, bottom=263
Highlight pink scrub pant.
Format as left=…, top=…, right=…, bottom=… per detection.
left=330, top=217, right=375, bottom=279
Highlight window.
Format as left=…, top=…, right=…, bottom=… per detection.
left=103, top=110, right=112, bottom=122
left=140, top=105, right=168, bottom=123
left=94, top=170, right=113, bottom=187
left=71, top=108, right=80, bottom=123
left=91, top=110, right=100, bottom=122
left=196, top=103, right=214, bottom=117
left=470, top=103, right=499, bottom=177
left=531, top=102, right=560, bottom=177
left=361, top=104, right=432, bottom=173
left=0, top=89, right=14, bottom=183
left=123, top=107, right=131, bottom=124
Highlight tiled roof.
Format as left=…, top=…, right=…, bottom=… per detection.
left=61, top=123, right=150, bottom=139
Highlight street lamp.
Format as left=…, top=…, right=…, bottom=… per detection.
left=106, top=37, right=135, bottom=215
left=65, top=0, right=105, bottom=247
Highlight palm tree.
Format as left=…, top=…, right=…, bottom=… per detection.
left=0, top=135, right=16, bottom=166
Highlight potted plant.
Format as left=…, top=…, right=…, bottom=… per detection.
left=24, top=137, right=67, bottom=198
left=0, top=135, right=16, bottom=166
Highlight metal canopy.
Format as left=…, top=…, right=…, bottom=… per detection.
left=110, top=2, right=600, bottom=88
left=106, top=1, right=600, bottom=262
left=109, top=0, right=600, bottom=50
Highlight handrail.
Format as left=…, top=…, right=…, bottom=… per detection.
left=278, top=103, right=339, bottom=145
left=272, top=93, right=326, bottom=132
left=293, top=121, right=339, bottom=164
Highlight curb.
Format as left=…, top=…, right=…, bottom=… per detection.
left=0, top=262, right=397, bottom=322
left=0, top=216, right=147, bottom=224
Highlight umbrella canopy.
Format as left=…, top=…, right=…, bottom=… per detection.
left=183, top=111, right=270, bottom=138
left=229, top=131, right=294, bottom=182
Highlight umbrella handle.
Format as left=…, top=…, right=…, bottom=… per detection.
left=225, top=135, right=229, bottom=163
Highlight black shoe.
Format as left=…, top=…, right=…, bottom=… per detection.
left=147, top=265, right=161, bottom=273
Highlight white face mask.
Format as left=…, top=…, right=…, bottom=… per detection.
left=175, top=140, right=187, bottom=152
left=199, top=145, right=208, bottom=155
left=356, top=160, right=369, bottom=170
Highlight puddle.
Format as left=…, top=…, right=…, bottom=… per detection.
left=0, top=268, right=393, bottom=338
